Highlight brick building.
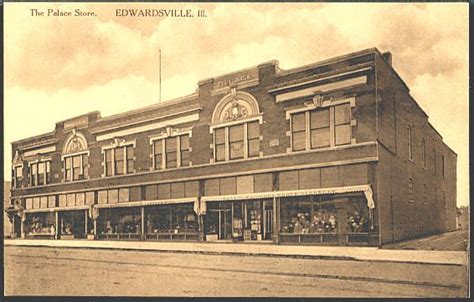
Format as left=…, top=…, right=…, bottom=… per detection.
left=6, top=48, right=457, bottom=246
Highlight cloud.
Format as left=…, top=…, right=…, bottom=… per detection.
left=4, top=3, right=468, bottom=205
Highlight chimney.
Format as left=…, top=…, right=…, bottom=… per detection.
left=382, top=52, right=392, bottom=66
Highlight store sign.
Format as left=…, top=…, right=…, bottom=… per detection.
left=213, top=69, right=259, bottom=90
left=64, top=116, right=88, bottom=131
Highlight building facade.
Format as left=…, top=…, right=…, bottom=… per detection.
left=6, top=48, right=457, bottom=246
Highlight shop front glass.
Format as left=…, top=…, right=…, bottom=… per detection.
left=146, top=204, right=198, bottom=234
left=280, top=194, right=370, bottom=244
left=59, top=210, right=86, bottom=238
left=98, top=207, right=142, bottom=238
left=25, top=212, right=55, bottom=237
left=205, top=200, right=273, bottom=242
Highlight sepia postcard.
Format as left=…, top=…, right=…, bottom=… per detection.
left=3, top=2, right=469, bottom=299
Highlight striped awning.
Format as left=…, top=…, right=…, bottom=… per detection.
left=200, top=184, right=375, bottom=214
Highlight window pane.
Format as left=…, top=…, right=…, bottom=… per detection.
left=154, top=140, right=163, bottom=155
left=247, top=121, right=260, bottom=139
left=72, top=156, right=81, bottom=168
left=115, top=147, right=124, bottom=161
left=180, top=135, right=190, bottom=150
left=181, top=150, right=190, bottom=166
left=126, top=146, right=134, bottom=159
left=82, top=155, right=88, bottom=166
left=154, top=155, right=163, bottom=170
left=105, top=149, right=112, bottom=162
left=127, top=160, right=134, bottom=173
left=335, top=124, right=351, bottom=145
left=292, top=112, right=306, bottom=132
left=311, top=128, right=330, bottom=148
left=66, top=170, right=71, bottom=181
left=248, top=139, right=260, bottom=157
left=335, top=104, right=351, bottom=125
left=106, top=164, right=113, bottom=176
left=216, top=145, right=226, bottom=162
left=310, top=109, right=330, bottom=129
left=46, top=161, right=51, bottom=172
left=292, top=131, right=306, bottom=151
left=115, top=161, right=124, bottom=175
left=229, top=124, right=244, bottom=142
left=215, top=128, right=225, bottom=144
left=73, top=167, right=81, bottom=180
left=166, top=152, right=177, bottom=168
left=38, top=162, right=45, bottom=174
left=65, top=157, right=72, bottom=168
left=165, top=137, right=177, bottom=152
left=230, top=141, right=244, bottom=159
left=16, top=167, right=22, bottom=177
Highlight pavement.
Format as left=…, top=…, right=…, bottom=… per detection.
left=382, top=229, right=469, bottom=251
left=4, top=237, right=468, bottom=266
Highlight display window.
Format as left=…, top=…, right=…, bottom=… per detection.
left=99, top=207, right=141, bottom=235
left=25, top=212, right=55, bottom=236
left=280, top=195, right=369, bottom=234
left=146, top=204, right=198, bottom=234
left=59, top=210, right=86, bottom=238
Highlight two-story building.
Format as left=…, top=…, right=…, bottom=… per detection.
left=6, top=48, right=457, bottom=246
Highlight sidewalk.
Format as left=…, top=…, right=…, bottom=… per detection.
left=4, top=239, right=468, bottom=266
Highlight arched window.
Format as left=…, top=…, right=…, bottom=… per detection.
left=62, top=130, right=89, bottom=182
left=210, top=90, right=262, bottom=162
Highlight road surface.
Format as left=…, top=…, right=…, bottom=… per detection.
left=4, top=246, right=468, bottom=297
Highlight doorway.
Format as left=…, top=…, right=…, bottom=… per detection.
left=207, top=209, right=232, bottom=240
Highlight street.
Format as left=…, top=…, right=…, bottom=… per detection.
left=4, top=245, right=468, bottom=297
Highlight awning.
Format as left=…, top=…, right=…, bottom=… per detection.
left=95, top=197, right=198, bottom=210
left=24, top=206, right=90, bottom=214
left=200, top=184, right=375, bottom=214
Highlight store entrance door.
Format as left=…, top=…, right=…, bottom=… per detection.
left=263, top=202, right=273, bottom=240
left=209, top=209, right=232, bottom=240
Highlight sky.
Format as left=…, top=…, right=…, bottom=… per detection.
left=4, top=3, right=469, bottom=206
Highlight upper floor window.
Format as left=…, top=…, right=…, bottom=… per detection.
left=30, top=161, right=51, bottom=186
left=421, top=138, right=426, bottom=168
left=104, top=144, right=135, bottom=176
left=441, top=155, right=445, bottom=179
left=408, top=178, right=414, bottom=203
left=64, top=154, right=88, bottom=181
left=13, top=165, right=23, bottom=188
left=62, top=130, right=89, bottom=182
left=211, top=90, right=262, bottom=162
left=152, top=134, right=190, bottom=170
left=407, top=126, right=413, bottom=161
left=290, top=101, right=352, bottom=152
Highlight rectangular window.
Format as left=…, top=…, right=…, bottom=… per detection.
left=31, top=163, right=37, bottom=186
left=45, top=161, right=51, bottom=184
left=114, top=147, right=125, bottom=175
left=247, top=121, right=260, bottom=158
left=334, top=104, right=351, bottom=146
left=442, top=155, right=445, bottom=178
left=37, top=162, right=45, bottom=185
left=215, top=128, right=226, bottom=162
left=72, top=155, right=82, bottom=180
left=407, top=126, right=413, bottom=161
left=165, top=137, right=177, bottom=168
left=154, top=140, right=163, bottom=170
left=291, top=103, right=352, bottom=151
left=310, top=108, right=330, bottom=148
left=180, top=135, right=190, bottom=167
left=105, top=149, right=113, bottom=176
left=229, top=124, right=244, bottom=160
left=126, top=145, right=134, bottom=173
left=292, top=112, right=306, bottom=151
left=15, top=166, right=22, bottom=188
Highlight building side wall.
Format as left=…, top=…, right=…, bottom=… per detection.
left=375, top=55, right=457, bottom=243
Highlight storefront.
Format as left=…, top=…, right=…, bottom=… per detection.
left=24, top=211, right=56, bottom=239
left=202, top=198, right=274, bottom=242
left=94, top=198, right=200, bottom=241
left=59, top=210, right=89, bottom=239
